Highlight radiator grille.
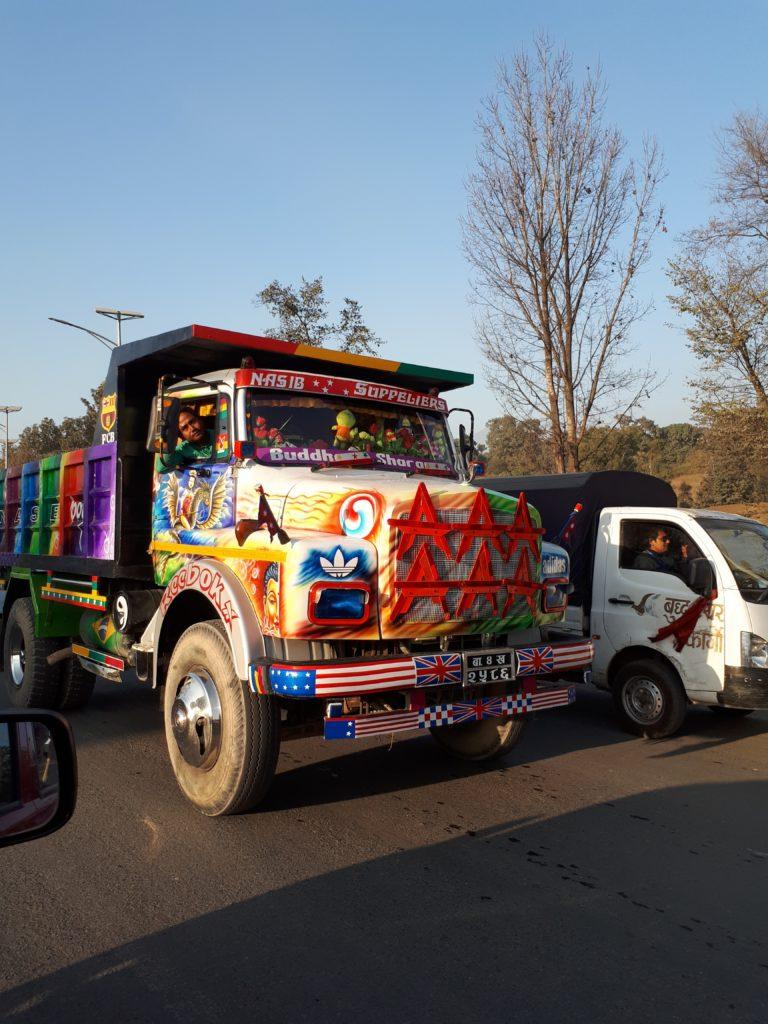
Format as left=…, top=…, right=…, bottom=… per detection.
left=393, top=507, right=537, bottom=623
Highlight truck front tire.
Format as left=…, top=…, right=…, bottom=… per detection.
left=1, top=598, right=61, bottom=708
left=164, top=620, right=280, bottom=816
left=430, top=716, right=527, bottom=761
left=613, top=658, right=687, bottom=739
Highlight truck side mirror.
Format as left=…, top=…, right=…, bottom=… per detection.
left=687, top=557, right=715, bottom=595
left=161, top=398, right=181, bottom=453
left=147, top=391, right=180, bottom=456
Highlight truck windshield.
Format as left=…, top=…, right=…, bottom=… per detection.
left=242, top=390, right=458, bottom=475
left=699, top=518, right=768, bottom=600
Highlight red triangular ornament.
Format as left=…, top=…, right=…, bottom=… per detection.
left=390, top=542, right=451, bottom=620
left=455, top=488, right=509, bottom=563
left=456, top=541, right=500, bottom=617
left=387, top=482, right=453, bottom=559
left=506, top=491, right=544, bottom=563
left=501, top=549, right=543, bottom=616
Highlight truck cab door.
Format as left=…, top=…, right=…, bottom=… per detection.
left=152, top=388, right=235, bottom=584
left=597, top=512, right=724, bottom=693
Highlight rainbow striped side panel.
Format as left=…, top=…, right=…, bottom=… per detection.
left=0, top=443, right=117, bottom=565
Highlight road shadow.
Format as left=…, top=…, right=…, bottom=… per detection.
left=2, top=779, right=767, bottom=1024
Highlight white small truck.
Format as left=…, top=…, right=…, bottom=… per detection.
left=483, top=471, right=768, bottom=738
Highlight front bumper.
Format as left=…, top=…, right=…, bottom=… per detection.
left=249, top=638, right=593, bottom=698
left=720, top=667, right=768, bottom=709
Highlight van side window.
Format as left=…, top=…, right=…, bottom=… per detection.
left=619, top=520, right=701, bottom=580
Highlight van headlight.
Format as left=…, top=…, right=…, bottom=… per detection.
left=740, top=632, right=768, bottom=668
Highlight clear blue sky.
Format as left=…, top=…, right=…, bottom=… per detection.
left=1, top=0, right=766, bottom=439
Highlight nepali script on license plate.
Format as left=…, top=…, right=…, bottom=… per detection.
left=463, top=650, right=515, bottom=686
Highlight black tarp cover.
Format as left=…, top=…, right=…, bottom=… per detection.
left=479, top=471, right=677, bottom=608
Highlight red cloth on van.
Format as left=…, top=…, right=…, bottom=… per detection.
left=648, top=589, right=717, bottom=653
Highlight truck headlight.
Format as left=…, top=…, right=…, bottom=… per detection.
left=543, top=584, right=568, bottom=613
left=309, top=583, right=370, bottom=625
left=740, top=631, right=768, bottom=669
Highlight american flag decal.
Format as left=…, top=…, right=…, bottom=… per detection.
left=259, top=639, right=592, bottom=701
left=323, top=683, right=563, bottom=740
left=414, top=654, right=463, bottom=687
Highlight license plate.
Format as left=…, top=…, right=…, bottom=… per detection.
left=463, top=650, right=515, bottom=686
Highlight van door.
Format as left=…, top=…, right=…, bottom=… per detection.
left=598, top=512, right=724, bottom=692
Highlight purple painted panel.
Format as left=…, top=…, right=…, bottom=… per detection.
left=84, top=443, right=117, bottom=559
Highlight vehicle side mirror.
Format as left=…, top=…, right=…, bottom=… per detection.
left=0, top=711, right=77, bottom=849
left=147, top=392, right=180, bottom=456
left=459, top=423, right=471, bottom=459
left=448, top=407, right=476, bottom=475
left=687, top=557, right=715, bottom=595
left=161, top=398, right=181, bottom=454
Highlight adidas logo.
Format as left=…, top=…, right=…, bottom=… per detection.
left=320, top=547, right=359, bottom=579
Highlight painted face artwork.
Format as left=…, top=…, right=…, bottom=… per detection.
left=263, top=565, right=279, bottom=633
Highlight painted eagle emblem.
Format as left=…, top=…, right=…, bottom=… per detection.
left=164, top=472, right=229, bottom=532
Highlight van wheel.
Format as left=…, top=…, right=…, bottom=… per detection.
left=431, top=716, right=527, bottom=761
left=164, top=620, right=280, bottom=816
left=57, top=656, right=96, bottom=710
left=1, top=598, right=61, bottom=708
left=613, top=658, right=687, bottom=739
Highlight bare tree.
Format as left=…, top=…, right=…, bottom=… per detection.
left=668, top=241, right=768, bottom=407
left=668, top=110, right=768, bottom=408
left=464, top=38, right=665, bottom=471
left=710, top=110, right=768, bottom=244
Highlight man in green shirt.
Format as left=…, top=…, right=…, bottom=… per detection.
left=161, top=406, right=213, bottom=470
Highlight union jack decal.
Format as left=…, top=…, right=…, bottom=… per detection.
left=414, top=653, right=463, bottom=687
left=516, top=645, right=555, bottom=676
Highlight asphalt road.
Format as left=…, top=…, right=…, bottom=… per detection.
left=1, top=677, right=767, bottom=1024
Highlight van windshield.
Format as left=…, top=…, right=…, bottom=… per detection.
left=699, top=518, right=768, bottom=600
left=242, top=390, right=457, bottom=475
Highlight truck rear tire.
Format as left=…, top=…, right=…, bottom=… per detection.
left=164, top=620, right=280, bottom=816
left=613, top=658, right=687, bottom=739
left=430, top=716, right=527, bottom=762
left=57, top=655, right=96, bottom=710
left=1, top=598, right=62, bottom=708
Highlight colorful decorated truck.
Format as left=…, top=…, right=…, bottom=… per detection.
left=0, top=325, right=592, bottom=815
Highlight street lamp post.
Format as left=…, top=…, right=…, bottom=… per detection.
left=95, top=308, right=144, bottom=347
left=0, top=405, right=22, bottom=470
left=49, top=308, right=145, bottom=350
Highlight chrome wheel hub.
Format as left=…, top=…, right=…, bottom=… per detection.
left=171, top=670, right=222, bottom=770
left=623, top=676, right=664, bottom=724
left=9, top=626, right=26, bottom=689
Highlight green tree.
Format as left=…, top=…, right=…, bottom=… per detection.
left=668, top=110, right=768, bottom=409
left=484, top=416, right=555, bottom=476
left=255, top=276, right=382, bottom=355
left=676, top=481, right=694, bottom=508
left=10, top=385, right=103, bottom=465
left=695, top=403, right=768, bottom=504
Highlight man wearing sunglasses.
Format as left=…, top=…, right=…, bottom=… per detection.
left=633, top=527, right=677, bottom=573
